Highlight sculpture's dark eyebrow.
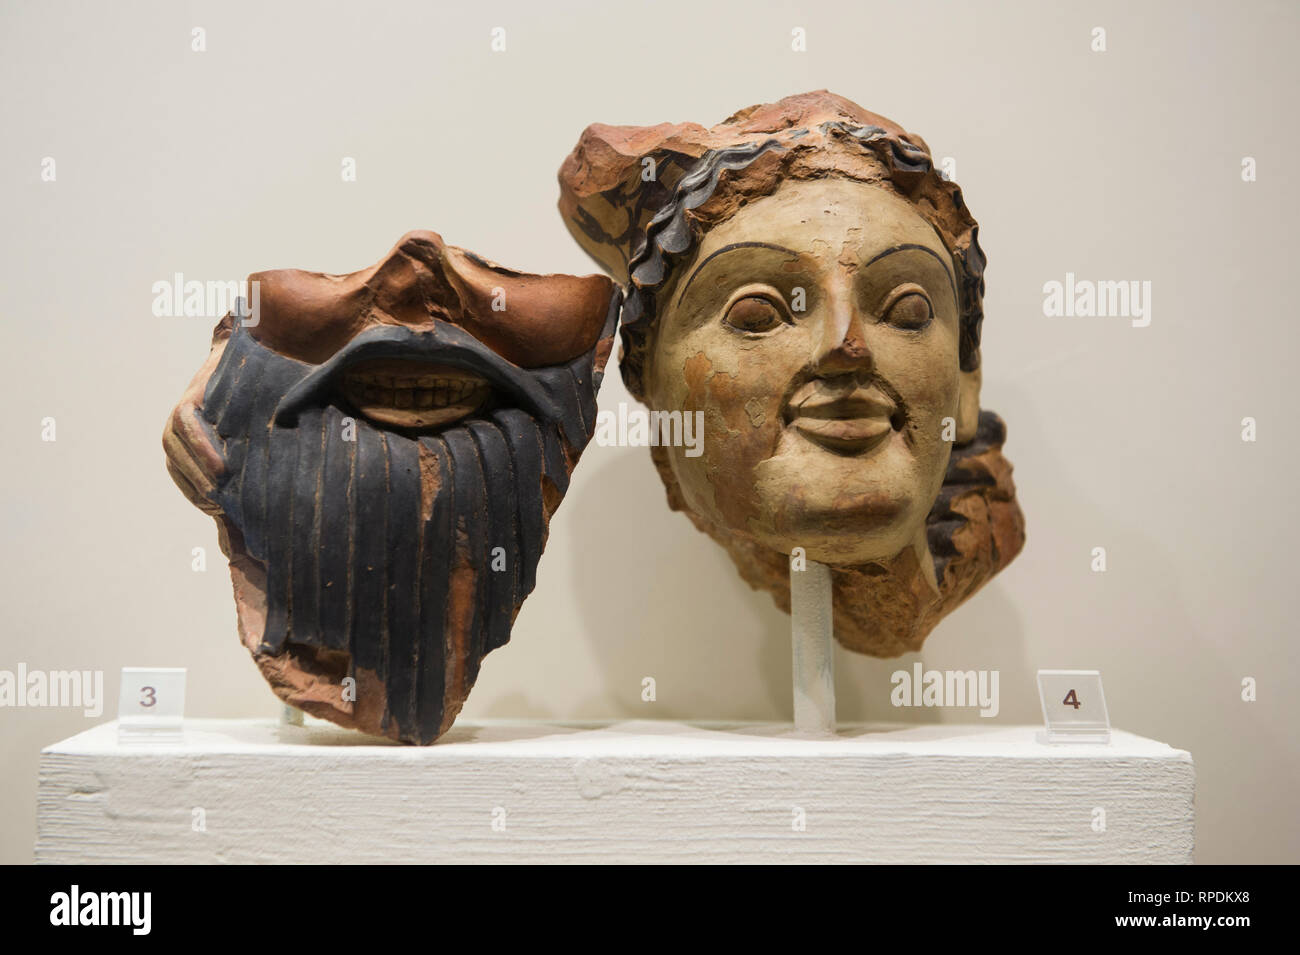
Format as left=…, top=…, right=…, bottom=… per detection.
left=864, top=244, right=958, bottom=302
left=676, top=242, right=801, bottom=302
left=676, top=240, right=958, bottom=305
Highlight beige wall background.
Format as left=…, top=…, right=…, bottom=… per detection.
left=2, top=0, right=1296, bottom=864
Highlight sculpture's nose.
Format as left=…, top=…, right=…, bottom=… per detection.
left=810, top=277, right=873, bottom=378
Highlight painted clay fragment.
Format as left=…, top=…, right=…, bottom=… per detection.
left=164, top=230, right=618, bottom=743
left=558, top=91, right=1025, bottom=655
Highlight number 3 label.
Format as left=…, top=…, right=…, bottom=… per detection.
left=117, top=668, right=186, bottom=742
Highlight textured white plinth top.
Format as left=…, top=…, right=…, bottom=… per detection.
left=38, top=719, right=1194, bottom=864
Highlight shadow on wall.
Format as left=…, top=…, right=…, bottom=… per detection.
left=563, top=445, right=790, bottom=720
left=991, top=379, right=1294, bottom=864
left=556, top=441, right=1036, bottom=726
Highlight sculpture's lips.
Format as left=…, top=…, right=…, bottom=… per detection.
left=787, top=387, right=898, bottom=454
left=791, top=415, right=892, bottom=453
left=339, top=359, right=490, bottom=428
left=796, top=391, right=896, bottom=419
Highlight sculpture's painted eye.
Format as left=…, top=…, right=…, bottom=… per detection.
left=883, top=290, right=933, bottom=330
left=724, top=295, right=787, bottom=333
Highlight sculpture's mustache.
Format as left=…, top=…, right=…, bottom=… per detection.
left=782, top=371, right=909, bottom=422
left=273, top=322, right=561, bottom=428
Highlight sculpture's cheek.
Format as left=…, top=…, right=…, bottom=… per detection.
left=871, top=330, right=963, bottom=497
left=654, top=345, right=783, bottom=540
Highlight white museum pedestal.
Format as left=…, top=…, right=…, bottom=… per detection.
left=37, top=718, right=1194, bottom=864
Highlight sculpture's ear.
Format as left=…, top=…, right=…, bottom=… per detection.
left=956, top=362, right=981, bottom=443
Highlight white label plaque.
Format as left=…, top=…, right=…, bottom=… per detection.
left=117, top=667, right=186, bottom=742
left=1036, top=669, right=1110, bottom=743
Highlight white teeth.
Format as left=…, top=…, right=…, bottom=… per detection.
left=342, top=377, right=487, bottom=413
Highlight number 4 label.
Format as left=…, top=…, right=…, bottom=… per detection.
left=1037, top=670, right=1110, bottom=743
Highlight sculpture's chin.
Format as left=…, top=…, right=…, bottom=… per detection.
left=746, top=452, right=925, bottom=565
left=755, top=522, right=922, bottom=569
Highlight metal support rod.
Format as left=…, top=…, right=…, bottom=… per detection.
left=790, top=556, right=836, bottom=734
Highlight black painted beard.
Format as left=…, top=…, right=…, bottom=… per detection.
left=200, top=317, right=604, bottom=743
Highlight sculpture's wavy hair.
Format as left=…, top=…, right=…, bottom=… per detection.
left=617, top=120, right=987, bottom=401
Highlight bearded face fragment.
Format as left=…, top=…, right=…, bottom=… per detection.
left=164, top=230, right=618, bottom=744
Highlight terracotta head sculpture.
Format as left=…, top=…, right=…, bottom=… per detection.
left=165, top=230, right=618, bottom=743
left=559, top=91, right=1024, bottom=655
